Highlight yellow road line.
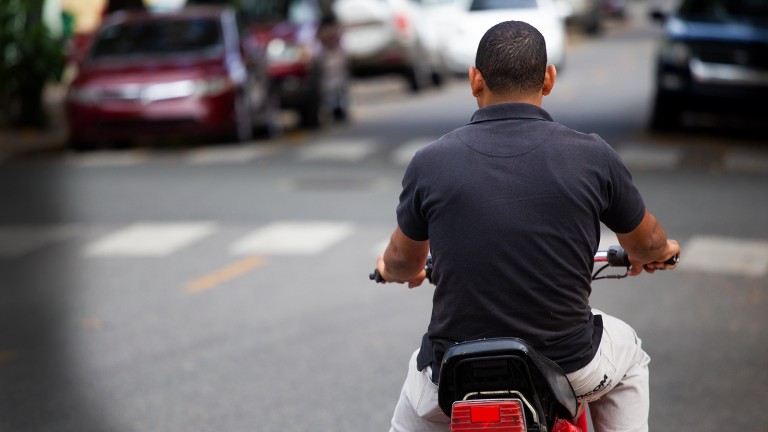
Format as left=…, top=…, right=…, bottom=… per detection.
left=0, top=350, right=21, bottom=365
left=185, top=255, right=266, bottom=293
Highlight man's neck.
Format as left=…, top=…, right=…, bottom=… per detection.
left=477, top=91, right=542, bottom=109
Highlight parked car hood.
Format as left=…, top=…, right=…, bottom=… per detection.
left=75, top=57, right=228, bottom=86
left=668, top=17, right=768, bottom=43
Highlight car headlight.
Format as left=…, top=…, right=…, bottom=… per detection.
left=193, top=77, right=235, bottom=97
left=67, top=87, right=102, bottom=104
left=267, top=38, right=310, bottom=65
left=658, top=40, right=690, bottom=68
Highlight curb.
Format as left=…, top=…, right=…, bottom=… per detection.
left=0, top=84, right=68, bottom=162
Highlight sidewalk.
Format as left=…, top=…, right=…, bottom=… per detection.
left=0, top=85, right=68, bottom=162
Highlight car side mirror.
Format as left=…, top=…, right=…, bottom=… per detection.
left=649, top=8, right=668, bottom=23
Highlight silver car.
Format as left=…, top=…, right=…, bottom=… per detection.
left=334, top=0, right=441, bottom=92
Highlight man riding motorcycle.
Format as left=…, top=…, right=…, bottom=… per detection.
left=374, top=21, right=680, bottom=432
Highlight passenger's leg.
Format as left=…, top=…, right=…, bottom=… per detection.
left=389, top=350, right=450, bottom=432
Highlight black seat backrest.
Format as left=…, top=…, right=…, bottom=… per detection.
left=437, top=338, right=578, bottom=428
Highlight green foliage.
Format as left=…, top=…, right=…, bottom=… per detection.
left=0, top=0, right=67, bottom=126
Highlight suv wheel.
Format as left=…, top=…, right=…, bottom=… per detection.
left=650, top=91, right=683, bottom=131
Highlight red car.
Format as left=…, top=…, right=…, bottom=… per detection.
left=66, top=6, right=278, bottom=149
left=188, top=0, right=351, bottom=129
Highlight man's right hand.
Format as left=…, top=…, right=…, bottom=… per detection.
left=627, top=239, right=680, bottom=276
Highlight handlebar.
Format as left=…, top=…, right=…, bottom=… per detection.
left=369, top=246, right=679, bottom=283
left=594, top=245, right=679, bottom=267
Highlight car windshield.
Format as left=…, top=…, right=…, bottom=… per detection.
left=90, top=18, right=223, bottom=60
left=186, top=0, right=317, bottom=23
left=678, top=0, right=768, bottom=23
left=469, top=0, right=537, bottom=11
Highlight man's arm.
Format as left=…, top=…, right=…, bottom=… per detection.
left=617, top=209, right=681, bottom=276
left=376, top=226, right=430, bottom=288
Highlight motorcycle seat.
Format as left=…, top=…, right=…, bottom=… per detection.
left=437, top=337, right=579, bottom=425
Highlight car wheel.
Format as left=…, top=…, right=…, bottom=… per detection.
left=650, top=91, right=683, bottom=131
left=256, top=87, right=283, bottom=139
left=406, top=54, right=432, bottom=93
left=231, top=93, right=254, bottom=143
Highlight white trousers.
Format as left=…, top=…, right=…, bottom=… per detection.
left=388, top=311, right=650, bottom=432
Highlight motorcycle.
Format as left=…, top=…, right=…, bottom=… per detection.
left=370, top=245, right=678, bottom=432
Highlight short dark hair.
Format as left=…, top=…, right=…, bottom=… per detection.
left=475, top=21, right=548, bottom=95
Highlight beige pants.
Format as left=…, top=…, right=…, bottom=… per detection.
left=388, top=311, right=650, bottom=432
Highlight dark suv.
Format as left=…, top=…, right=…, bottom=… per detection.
left=649, top=0, right=768, bottom=130
left=187, top=0, right=350, bottom=128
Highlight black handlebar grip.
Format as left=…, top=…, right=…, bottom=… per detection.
left=369, top=269, right=385, bottom=283
left=607, top=246, right=630, bottom=267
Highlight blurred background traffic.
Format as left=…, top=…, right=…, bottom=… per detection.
left=2, top=0, right=766, bottom=147
left=1, top=1, right=767, bottom=431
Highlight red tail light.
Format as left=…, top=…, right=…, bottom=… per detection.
left=394, top=12, right=410, bottom=32
left=553, top=418, right=583, bottom=432
left=450, top=400, right=526, bottom=431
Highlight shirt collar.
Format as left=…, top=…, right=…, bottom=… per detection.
left=469, top=102, right=554, bottom=124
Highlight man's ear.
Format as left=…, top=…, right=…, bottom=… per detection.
left=469, top=66, right=485, bottom=98
left=542, top=64, right=557, bottom=96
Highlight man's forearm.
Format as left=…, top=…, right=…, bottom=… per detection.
left=381, top=227, right=430, bottom=282
left=617, top=210, right=670, bottom=263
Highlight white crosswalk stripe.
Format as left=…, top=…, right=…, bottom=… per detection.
left=229, top=221, right=354, bottom=255
left=84, top=222, right=217, bottom=257
left=681, top=235, right=768, bottom=277
left=295, top=139, right=377, bottom=163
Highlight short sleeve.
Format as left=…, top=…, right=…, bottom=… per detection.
left=600, top=144, right=646, bottom=234
left=396, top=155, right=429, bottom=241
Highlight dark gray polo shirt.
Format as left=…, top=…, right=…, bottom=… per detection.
left=396, top=102, right=645, bottom=380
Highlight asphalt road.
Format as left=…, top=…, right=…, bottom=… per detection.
left=1, top=7, right=767, bottom=432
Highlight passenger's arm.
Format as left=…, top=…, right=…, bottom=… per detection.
left=616, top=210, right=681, bottom=276
left=376, top=226, right=430, bottom=288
